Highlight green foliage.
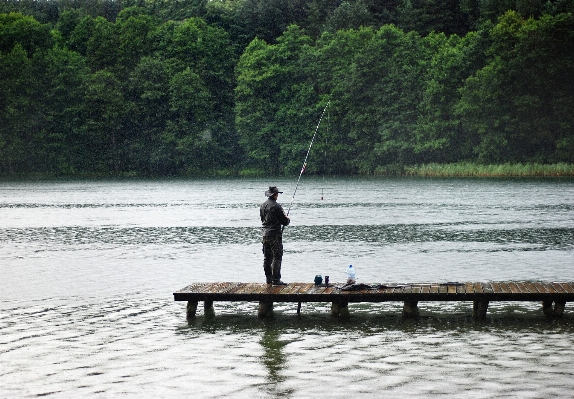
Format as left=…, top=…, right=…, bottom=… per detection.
left=0, top=12, right=53, bottom=56
left=457, top=11, right=574, bottom=163
left=235, top=25, right=321, bottom=174
left=1, top=1, right=574, bottom=177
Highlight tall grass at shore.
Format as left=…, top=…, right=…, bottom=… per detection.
left=375, top=163, right=574, bottom=177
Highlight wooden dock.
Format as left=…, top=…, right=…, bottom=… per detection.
left=173, top=281, right=574, bottom=319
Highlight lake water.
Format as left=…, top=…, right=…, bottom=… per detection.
left=1, top=177, right=573, bottom=398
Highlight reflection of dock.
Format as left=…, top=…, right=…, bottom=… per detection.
left=173, top=282, right=574, bottom=319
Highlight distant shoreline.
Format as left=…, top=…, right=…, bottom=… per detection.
left=2, top=163, right=574, bottom=180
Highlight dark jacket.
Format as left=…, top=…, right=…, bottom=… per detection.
left=260, top=198, right=290, bottom=237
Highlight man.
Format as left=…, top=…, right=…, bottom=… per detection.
left=260, top=186, right=290, bottom=285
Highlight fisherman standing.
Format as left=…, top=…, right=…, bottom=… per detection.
left=260, top=186, right=290, bottom=286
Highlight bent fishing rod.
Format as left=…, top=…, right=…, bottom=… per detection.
left=282, top=101, right=330, bottom=231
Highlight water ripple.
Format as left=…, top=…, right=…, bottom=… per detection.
left=2, top=201, right=574, bottom=213
left=0, top=225, right=572, bottom=250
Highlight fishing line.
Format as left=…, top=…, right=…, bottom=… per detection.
left=283, top=101, right=330, bottom=229
left=321, top=105, right=329, bottom=200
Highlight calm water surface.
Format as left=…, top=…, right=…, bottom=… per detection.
left=1, top=177, right=573, bottom=398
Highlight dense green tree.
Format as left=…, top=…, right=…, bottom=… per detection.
left=372, top=28, right=427, bottom=167
left=2, top=2, right=574, bottom=177
left=80, top=70, right=127, bottom=172
left=67, top=15, right=96, bottom=55
left=414, top=30, right=487, bottom=163
left=125, top=56, right=171, bottom=174
left=324, top=1, right=375, bottom=32
left=457, top=11, right=574, bottom=162
left=164, top=67, right=213, bottom=173
left=33, top=47, right=89, bottom=173
left=235, top=25, right=319, bottom=174
left=56, top=9, right=82, bottom=45
left=85, top=16, right=118, bottom=71
left=310, top=28, right=376, bottom=173
left=0, top=13, right=56, bottom=174
left=235, top=37, right=284, bottom=173
left=0, top=43, right=34, bottom=174
left=0, top=12, right=53, bottom=56
left=115, top=7, right=156, bottom=71
left=0, top=0, right=60, bottom=23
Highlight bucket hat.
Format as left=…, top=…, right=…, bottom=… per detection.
left=265, top=186, right=283, bottom=197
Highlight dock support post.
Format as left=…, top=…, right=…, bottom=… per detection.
left=473, top=299, right=489, bottom=319
left=186, top=300, right=198, bottom=318
left=542, top=300, right=554, bottom=317
left=554, top=301, right=566, bottom=318
left=543, top=300, right=566, bottom=318
left=331, top=301, right=349, bottom=318
left=402, top=300, right=419, bottom=317
left=297, top=302, right=302, bottom=315
left=204, top=300, right=215, bottom=317
left=258, top=301, right=273, bottom=318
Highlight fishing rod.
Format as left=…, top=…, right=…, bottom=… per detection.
left=283, top=101, right=330, bottom=230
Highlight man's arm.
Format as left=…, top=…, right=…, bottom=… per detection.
left=277, top=204, right=290, bottom=226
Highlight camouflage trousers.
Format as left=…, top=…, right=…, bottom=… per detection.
left=262, top=235, right=283, bottom=283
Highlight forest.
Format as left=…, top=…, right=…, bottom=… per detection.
left=1, top=0, right=573, bottom=176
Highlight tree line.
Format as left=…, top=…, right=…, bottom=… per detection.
left=1, top=0, right=573, bottom=176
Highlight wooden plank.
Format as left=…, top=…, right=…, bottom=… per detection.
left=524, top=281, right=539, bottom=294
left=204, top=282, right=217, bottom=293
left=179, top=283, right=205, bottom=294
left=226, top=283, right=248, bottom=294
left=277, top=284, right=296, bottom=295
left=297, top=283, right=315, bottom=295
left=217, top=282, right=239, bottom=293
left=237, top=283, right=261, bottom=295
left=175, top=281, right=574, bottom=305
left=380, top=284, right=396, bottom=294
left=322, top=286, right=337, bottom=295
left=258, top=284, right=275, bottom=294
left=559, top=282, right=574, bottom=294
left=306, top=285, right=327, bottom=295
left=498, top=282, right=510, bottom=294
left=491, top=282, right=503, bottom=294
left=551, top=282, right=567, bottom=294
left=268, top=285, right=287, bottom=295
left=232, top=283, right=251, bottom=294
left=543, top=282, right=558, bottom=294
left=473, top=283, right=483, bottom=294
left=206, top=282, right=227, bottom=294
left=507, top=282, right=523, bottom=298
left=532, top=282, right=550, bottom=294
left=515, top=282, right=529, bottom=294
left=247, top=283, right=265, bottom=294
left=282, top=283, right=303, bottom=295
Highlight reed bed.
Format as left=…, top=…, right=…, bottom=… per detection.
left=376, top=163, right=574, bottom=177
